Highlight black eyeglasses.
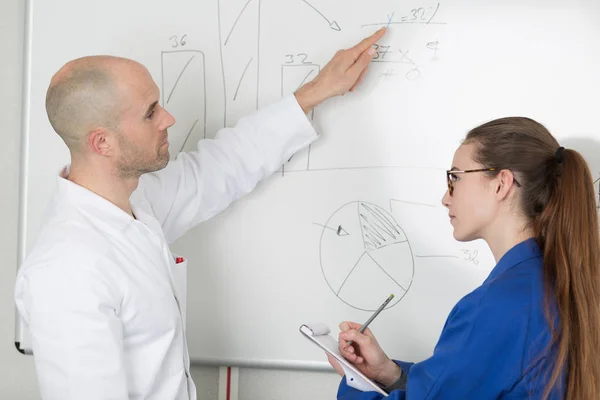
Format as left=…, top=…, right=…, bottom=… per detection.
left=446, top=168, right=521, bottom=196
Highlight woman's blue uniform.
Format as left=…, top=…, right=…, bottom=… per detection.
left=337, top=239, right=563, bottom=399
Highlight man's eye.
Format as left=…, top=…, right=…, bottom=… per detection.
left=147, top=109, right=155, bottom=119
left=450, top=173, right=459, bottom=182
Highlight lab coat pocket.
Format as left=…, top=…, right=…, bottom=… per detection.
left=172, top=254, right=188, bottom=331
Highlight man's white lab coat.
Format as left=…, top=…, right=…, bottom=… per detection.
left=14, top=96, right=318, bottom=400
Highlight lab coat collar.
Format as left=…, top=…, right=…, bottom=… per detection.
left=57, top=165, right=135, bottom=230
left=486, top=238, right=542, bottom=282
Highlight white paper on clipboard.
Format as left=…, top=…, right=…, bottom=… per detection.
left=300, top=323, right=388, bottom=396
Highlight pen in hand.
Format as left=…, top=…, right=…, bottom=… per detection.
left=346, top=293, right=395, bottom=347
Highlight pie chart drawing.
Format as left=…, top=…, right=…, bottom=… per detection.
left=319, top=201, right=414, bottom=311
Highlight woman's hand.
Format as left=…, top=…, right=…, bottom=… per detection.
left=334, top=321, right=402, bottom=387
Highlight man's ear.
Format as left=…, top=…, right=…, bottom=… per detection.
left=495, top=169, right=517, bottom=200
left=88, top=128, right=115, bottom=156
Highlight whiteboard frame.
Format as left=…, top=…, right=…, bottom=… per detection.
left=14, top=0, right=34, bottom=356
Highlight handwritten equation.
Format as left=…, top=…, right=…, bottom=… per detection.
left=362, top=3, right=446, bottom=81
left=372, top=40, right=440, bottom=81
left=362, top=3, right=444, bottom=28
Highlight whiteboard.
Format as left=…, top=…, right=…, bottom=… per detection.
left=16, top=0, right=600, bottom=370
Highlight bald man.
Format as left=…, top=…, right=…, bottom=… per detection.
left=14, top=28, right=386, bottom=400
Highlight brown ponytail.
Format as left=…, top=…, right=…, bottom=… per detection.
left=465, top=117, right=600, bottom=399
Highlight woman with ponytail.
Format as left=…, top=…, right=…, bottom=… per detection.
left=327, top=117, right=600, bottom=399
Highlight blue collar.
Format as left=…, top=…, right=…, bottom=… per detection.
left=485, top=238, right=542, bottom=282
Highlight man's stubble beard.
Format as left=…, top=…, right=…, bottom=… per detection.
left=116, top=136, right=170, bottom=180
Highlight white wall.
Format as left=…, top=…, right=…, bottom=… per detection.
left=0, top=1, right=339, bottom=398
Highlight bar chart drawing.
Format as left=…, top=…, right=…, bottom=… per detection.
left=161, top=50, right=207, bottom=156
left=220, top=0, right=261, bottom=126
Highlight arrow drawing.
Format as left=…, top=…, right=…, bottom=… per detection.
left=313, top=223, right=350, bottom=236
left=301, top=0, right=341, bottom=31
left=336, top=225, right=350, bottom=236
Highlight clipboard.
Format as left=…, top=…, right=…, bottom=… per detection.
left=300, top=323, right=388, bottom=396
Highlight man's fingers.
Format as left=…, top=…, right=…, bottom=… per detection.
left=351, top=27, right=386, bottom=56
left=350, top=46, right=376, bottom=76
left=349, top=27, right=387, bottom=60
left=349, top=63, right=370, bottom=92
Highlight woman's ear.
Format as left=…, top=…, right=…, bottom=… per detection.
left=495, top=169, right=516, bottom=200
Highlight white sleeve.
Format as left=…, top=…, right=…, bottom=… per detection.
left=133, top=95, right=318, bottom=243
left=15, top=262, right=127, bottom=400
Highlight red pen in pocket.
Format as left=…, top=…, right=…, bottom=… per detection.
left=175, top=257, right=184, bottom=264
